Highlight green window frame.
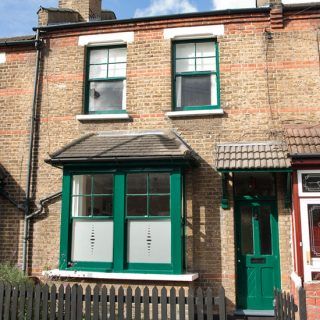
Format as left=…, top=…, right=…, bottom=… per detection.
left=60, top=168, right=183, bottom=274
left=172, top=39, right=220, bottom=111
left=85, top=45, right=127, bottom=115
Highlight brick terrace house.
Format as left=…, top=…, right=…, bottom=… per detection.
left=0, top=0, right=320, bottom=316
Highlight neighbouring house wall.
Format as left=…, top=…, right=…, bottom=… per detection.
left=0, top=7, right=319, bottom=313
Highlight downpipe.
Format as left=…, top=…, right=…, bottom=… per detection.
left=22, top=29, right=42, bottom=274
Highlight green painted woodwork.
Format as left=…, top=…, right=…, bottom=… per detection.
left=172, top=39, right=221, bottom=111
left=285, top=173, right=292, bottom=209
left=59, top=167, right=184, bottom=274
left=235, top=200, right=281, bottom=310
left=221, top=173, right=229, bottom=209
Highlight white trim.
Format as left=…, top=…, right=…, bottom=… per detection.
left=290, top=272, right=302, bottom=288
left=78, top=32, right=134, bottom=46
left=300, top=198, right=320, bottom=282
left=76, top=114, right=131, bottom=121
left=298, top=170, right=320, bottom=197
left=163, top=25, right=224, bottom=40
left=166, top=109, right=224, bottom=117
left=43, top=269, right=199, bottom=282
left=0, top=53, right=6, bottom=64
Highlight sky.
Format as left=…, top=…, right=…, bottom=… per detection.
left=0, top=0, right=317, bottom=38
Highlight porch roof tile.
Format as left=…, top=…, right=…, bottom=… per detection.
left=285, top=125, right=320, bottom=156
left=216, top=141, right=290, bottom=170
left=45, top=130, right=198, bottom=165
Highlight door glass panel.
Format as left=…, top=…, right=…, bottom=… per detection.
left=308, top=204, right=320, bottom=257
left=234, top=173, right=275, bottom=197
left=302, top=173, right=320, bottom=193
left=241, top=206, right=253, bottom=254
left=259, top=207, right=272, bottom=255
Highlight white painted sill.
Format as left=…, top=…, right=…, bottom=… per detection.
left=166, top=109, right=224, bottom=118
left=76, top=114, right=131, bottom=121
left=43, top=269, right=199, bottom=282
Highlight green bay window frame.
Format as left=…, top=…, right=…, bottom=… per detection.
left=60, top=167, right=183, bottom=274
left=172, top=39, right=220, bottom=111
left=85, top=45, right=127, bottom=115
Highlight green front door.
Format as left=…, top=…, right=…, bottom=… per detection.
left=236, top=201, right=281, bottom=310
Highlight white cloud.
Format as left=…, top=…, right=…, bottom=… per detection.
left=212, top=0, right=256, bottom=10
left=134, top=0, right=198, bottom=18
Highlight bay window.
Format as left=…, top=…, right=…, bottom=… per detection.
left=60, top=169, right=183, bottom=274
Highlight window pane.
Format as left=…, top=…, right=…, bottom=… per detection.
left=308, top=204, right=320, bottom=257
left=127, top=220, right=171, bottom=263
left=302, top=173, right=320, bottom=193
left=109, top=48, right=127, bottom=63
left=90, top=49, right=108, bottom=64
left=93, top=174, right=113, bottom=194
left=89, top=64, right=108, bottom=79
left=72, top=175, right=91, bottom=195
left=259, top=207, right=272, bottom=255
left=127, top=196, right=147, bottom=216
left=71, top=220, right=113, bottom=262
left=176, top=43, right=195, bottom=58
left=72, top=196, right=91, bottom=217
left=92, top=196, right=113, bottom=216
left=176, top=59, right=195, bottom=73
left=127, top=173, right=147, bottom=194
left=241, top=206, right=253, bottom=254
left=149, top=195, right=170, bottom=216
left=177, top=75, right=212, bottom=107
left=196, top=57, right=216, bottom=72
left=108, top=63, right=126, bottom=78
left=89, top=81, right=123, bottom=112
left=196, top=42, right=215, bottom=57
left=149, top=173, right=170, bottom=193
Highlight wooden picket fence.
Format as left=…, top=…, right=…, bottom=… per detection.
left=0, top=281, right=226, bottom=319
left=274, top=287, right=306, bottom=320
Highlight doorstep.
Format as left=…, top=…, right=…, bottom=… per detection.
left=234, top=309, right=275, bottom=317
left=43, top=269, right=199, bottom=282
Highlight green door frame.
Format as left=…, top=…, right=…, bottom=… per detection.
left=235, top=200, right=281, bottom=310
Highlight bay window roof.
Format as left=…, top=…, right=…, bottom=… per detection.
left=45, top=130, right=198, bottom=165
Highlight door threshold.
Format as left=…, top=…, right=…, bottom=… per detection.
left=234, top=309, right=275, bottom=317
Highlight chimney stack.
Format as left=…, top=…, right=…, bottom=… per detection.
left=59, top=0, right=102, bottom=21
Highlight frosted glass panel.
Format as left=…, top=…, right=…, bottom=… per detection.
left=108, top=63, right=126, bottom=78
left=127, top=220, right=171, bottom=263
left=72, top=196, right=91, bottom=217
left=196, top=57, right=216, bottom=72
left=71, top=220, right=113, bottom=262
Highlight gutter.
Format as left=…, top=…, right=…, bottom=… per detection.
left=33, top=7, right=270, bottom=32
left=22, top=29, right=43, bottom=274
left=290, top=153, right=320, bottom=159
left=0, top=40, right=36, bottom=47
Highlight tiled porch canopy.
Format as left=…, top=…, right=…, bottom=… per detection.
left=45, top=130, right=198, bottom=166
left=285, top=126, right=320, bottom=158
left=216, top=141, right=291, bottom=171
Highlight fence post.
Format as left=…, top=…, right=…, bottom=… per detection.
left=218, top=287, right=226, bottom=320
left=298, top=287, right=307, bottom=320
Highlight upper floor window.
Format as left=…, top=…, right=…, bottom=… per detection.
left=173, top=40, right=220, bottom=111
left=86, top=46, right=127, bottom=114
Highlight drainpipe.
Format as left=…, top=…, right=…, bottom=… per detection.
left=22, top=29, right=42, bottom=274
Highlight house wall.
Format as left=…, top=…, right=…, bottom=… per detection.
left=0, top=7, right=320, bottom=313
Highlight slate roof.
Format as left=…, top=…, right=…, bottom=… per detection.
left=216, top=141, right=290, bottom=170
left=285, top=125, right=320, bottom=156
left=46, top=130, right=198, bottom=165
left=0, top=35, right=35, bottom=44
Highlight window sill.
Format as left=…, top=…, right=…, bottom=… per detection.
left=76, top=114, right=131, bottom=121
left=166, top=109, right=224, bottom=118
left=43, top=269, right=199, bottom=282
